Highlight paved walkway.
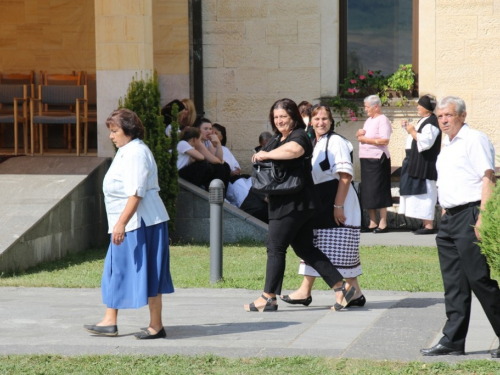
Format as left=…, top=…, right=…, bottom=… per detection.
left=0, top=231, right=497, bottom=362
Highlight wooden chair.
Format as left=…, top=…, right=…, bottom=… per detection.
left=30, top=85, right=88, bottom=156
left=40, top=71, right=83, bottom=86
left=85, top=73, right=97, bottom=123
left=0, top=72, right=34, bottom=149
left=0, top=71, right=34, bottom=85
left=0, top=85, right=30, bottom=155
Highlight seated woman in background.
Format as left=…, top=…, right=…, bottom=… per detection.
left=212, top=123, right=245, bottom=180
left=193, top=118, right=231, bottom=189
left=164, top=98, right=197, bottom=136
left=254, top=131, right=273, bottom=153
left=176, top=127, right=214, bottom=189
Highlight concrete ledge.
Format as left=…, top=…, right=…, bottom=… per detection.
left=0, top=157, right=111, bottom=273
left=171, top=178, right=268, bottom=243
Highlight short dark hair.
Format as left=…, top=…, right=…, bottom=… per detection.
left=310, top=103, right=335, bottom=126
left=268, top=98, right=305, bottom=133
left=212, top=123, right=227, bottom=146
left=180, top=126, right=200, bottom=142
left=106, top=108, right=144, bottom=140
left=258, top=131, right=273, bottom=144
left=193, top=117, right=212, bottom=128
left=297, top=101, right=312, bottom=117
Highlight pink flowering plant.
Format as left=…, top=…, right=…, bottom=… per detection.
left=340, top=69, right=388, bottom=99
left=319, top=95, right=363, bottom=125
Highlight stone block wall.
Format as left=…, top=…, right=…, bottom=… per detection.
left=153, top=0, right=190, bottom=106
left=0, top=159, right=110, bottom=273
left=419, top=0, right=500, bottom=149
left=172, top=178, right=268, bottom=244
left=202, top=0, right=338, bottom=173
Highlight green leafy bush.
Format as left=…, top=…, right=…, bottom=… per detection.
left=119, top=72, right=179, bottom=232
left=478, top=183, right=500, bottom=274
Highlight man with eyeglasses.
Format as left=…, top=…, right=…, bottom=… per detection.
left=420, top=96, right=500, bottom=358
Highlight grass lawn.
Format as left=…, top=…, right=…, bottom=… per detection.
left=2, top=243, right=499, bottom=374
left=0, top=244, right=445, bottom=292
left=2, top=355, right=500, bottom=374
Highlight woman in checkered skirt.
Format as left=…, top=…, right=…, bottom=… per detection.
left=280, top=104, right=365, bottom=308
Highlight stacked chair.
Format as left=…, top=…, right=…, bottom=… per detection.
left=0, top=71, right=94, bottom=156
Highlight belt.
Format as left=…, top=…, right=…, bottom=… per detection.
left=445, top=200, right=481, bottom=216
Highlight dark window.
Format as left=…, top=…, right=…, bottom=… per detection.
left=340, top=0, right=418, bottom=83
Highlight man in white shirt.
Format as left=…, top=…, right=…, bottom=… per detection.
left=421, top=96, right=500, bottom=358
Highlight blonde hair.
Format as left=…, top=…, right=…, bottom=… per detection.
left=182, top=98, right=197, bottom=128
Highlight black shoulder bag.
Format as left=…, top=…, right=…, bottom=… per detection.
left=251, top=134, right=305, bottom=195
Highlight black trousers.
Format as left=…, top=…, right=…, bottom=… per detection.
left=436, top=206, right=500, bottom=349
left=264, top=209, right=343, bottom=294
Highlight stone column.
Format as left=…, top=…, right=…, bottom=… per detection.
left=94, top=0, right=154, bottom=157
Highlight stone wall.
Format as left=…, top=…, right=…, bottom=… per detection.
left=202, top=0, right=338, bottom=173
left=0, top=158, right=110, bottom=273
left=153, top=0, right=190, bottom=106
left=172, top=178, right=268, bottom=243
left=419, top=0, right=500, bottom=149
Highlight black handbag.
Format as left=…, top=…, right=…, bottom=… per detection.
left=251, top=160, right=304, bottom=195
left=252, top=160, right=304, bottom=195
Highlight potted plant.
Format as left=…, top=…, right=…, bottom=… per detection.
left=386, top=64, right=415, bottom=106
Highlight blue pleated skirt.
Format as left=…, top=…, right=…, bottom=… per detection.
left=101, top=220, right=174, bottom=309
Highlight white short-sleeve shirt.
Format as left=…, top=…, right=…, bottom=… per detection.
left=436, top=124, right=495, bottom=208
left=177, top=140, right=194, bottom=170
left=103, top=139, right=169, bottom=233
left=222, top=146, right=240, bottom=172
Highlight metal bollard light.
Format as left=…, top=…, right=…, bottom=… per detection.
left=209, top=179, right=224, bottom=283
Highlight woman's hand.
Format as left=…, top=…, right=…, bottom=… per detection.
left=112, top=223, right=126, bottom=245
left=230, top=167, right=242, bottom=176
left=356, top=129, right=368, bottom=143
left=252, top=151, right=269, bottom=163
left=334, top=207, right=346, bottom=226
left=209, top=134, right=220, bottom=146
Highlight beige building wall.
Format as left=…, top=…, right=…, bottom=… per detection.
left=419, top=0, right=500, bottom=150
left=95, top=0, right=155, bottom=157
left=0, top=0, right=96, bottom=78
left=153, top=0, right=190, bottom=106
left=202, top=0, right=339, bottom=172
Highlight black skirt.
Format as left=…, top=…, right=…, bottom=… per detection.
left=360, top=154, right=393, bottom=209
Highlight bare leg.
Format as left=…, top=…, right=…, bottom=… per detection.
left=423, top=219, right=434, bottom=229
left=378, top=208, right=387, bottom=229
left=147, top=294, right=163, bottom=334
left=284, top=276, right=316, bottom=300
left=97, top=308, right=118, bottom=326
left=368, top=209, right=378, bottom=228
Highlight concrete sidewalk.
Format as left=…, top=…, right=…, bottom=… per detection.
left=0, top=287, right=497, bottom=362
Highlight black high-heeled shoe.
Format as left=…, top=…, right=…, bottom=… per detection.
left=280, top=295, right=312, bottom=306
left=244, top=294, right=278, bottom=312
left=346, top=294, right=366, bottom=308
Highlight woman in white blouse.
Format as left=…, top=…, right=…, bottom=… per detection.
left=280, top=104, right=365, bottom=310
left=399, top=95, right=442, bottom=234
left=84, top=109, right=174, bottom=340
left=177, top=127, right=214, bottom=188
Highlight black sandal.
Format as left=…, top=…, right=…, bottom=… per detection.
left=244, top=294, right=278, bottom=312
left=332, top=281, right=356, bottom=311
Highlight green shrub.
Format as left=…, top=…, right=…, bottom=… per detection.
left=119, top=72, right=179, bottom=232
left=478, top=183, right=500, bottom=274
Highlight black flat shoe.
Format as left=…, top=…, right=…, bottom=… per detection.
left=360, top=226, right=378, bottom=233
left=413, top=227, right=435, bottom=235
left=134, top=327, right=167, bottom=340
left=373, top=226, right=388, bottom=234
left=280, top=295, right=312, bottom=306
left=346, top=294, right=366, bottom=308
left=244, top=294, right=278, bottom=312
left=420, top=343, right=464, bottom=356
left=83, top=324, right=118, bottom=336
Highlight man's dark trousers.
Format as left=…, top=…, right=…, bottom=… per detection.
left=436, top=206, right=500, bottom=349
